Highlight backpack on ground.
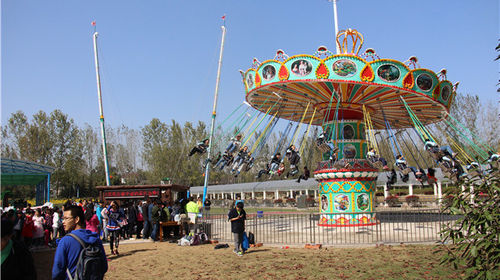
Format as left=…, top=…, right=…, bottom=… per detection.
left=198, top=232, right=208, bottom=244
left=242, top=232, right=249, bottom=252
left=190, top=233, right=201, bottom=246
left=178, top=236, right=191, bottom=246
left=66, top=233, right=106, bottom=280
left=214, top=243, right=229, bottom=249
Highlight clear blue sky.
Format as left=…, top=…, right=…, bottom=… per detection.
left=2, top=0, right=499, bottom=129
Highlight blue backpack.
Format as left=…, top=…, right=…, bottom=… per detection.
left=242, top=232, right=249, bottom=252
left=66, top=233, right=106, bottom=280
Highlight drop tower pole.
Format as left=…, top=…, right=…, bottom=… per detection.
left=332, top=0, right=340, bottom=54
left=202, top=23, right=227, bottom=203
left=93, top=32, right=111, bottom=186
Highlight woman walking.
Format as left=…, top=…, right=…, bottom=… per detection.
left=32, top=209, right=45, bottom=248
left=105, top=201, right=125, bottom=255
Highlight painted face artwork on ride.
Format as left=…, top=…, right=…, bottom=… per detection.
left=262, top=65, right=276, bottom=81
left=342, top=144, right=357, bottom=159
left=321, top=195, right=329, bottom=212
left=342, top=125, right=355, bottom=140
left=291, top=59, right=312, bottom=77
left=377, top=64, right=400, bottom=82
left=246, top=74, right=254, bottom=89
left=416, top=73, right=433, bottom=91
left=441, top=85, right=451, bottom=101
left=332, top=59, right=357, bottom=77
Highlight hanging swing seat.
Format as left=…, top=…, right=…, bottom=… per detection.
left=468, top=169, right=482, bottom=178
left=371, top=160, right=384, bottom=170
left=401, top=168, right=412, bottom=176
left=428, top=150, right=444, bottom=162
left=334, top=160, right=351, bottom=169
left=317, top=143, right=332, bottom=153
left=438, top=161, right=453, bottom=172
left=395, top=165, right=412, bottom=176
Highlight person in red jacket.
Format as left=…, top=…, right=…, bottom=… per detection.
left=21, top=209, right=34, bottom=249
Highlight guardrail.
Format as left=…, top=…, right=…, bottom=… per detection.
left=198, top=208, right=459, bottom=245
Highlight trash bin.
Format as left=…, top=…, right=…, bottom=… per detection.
left=257, top=211, right=264, bottom=218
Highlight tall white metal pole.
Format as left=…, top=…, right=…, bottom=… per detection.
left=202, top=25, right=227, bottom=203
left=93, top=32, right=111, bottom=186
left=332, top=0, right=340, bottom=54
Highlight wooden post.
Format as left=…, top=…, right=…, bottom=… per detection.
left=251, top=191, right=255, bottom=200
left=433, top=182, right=437, bottom=197
left=263, top=191, right=266, bottom=200
left=408, top=184, right=413, bottom=196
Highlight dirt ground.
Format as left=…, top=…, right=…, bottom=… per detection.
left=33, top=240, right=461, bottom=280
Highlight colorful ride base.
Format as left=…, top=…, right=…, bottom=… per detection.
left=315, top=159, right=378, bottom=227
left=242, top=29, right=457, bottom=227
left=314, top=120, right=378, bottom=227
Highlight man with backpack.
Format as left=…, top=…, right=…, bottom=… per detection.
left=52, top=205, right=107, bottom=280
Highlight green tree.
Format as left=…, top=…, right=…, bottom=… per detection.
left=142, top=118, right=169, bottom=184
left=440, top=172, right=500, bottom=279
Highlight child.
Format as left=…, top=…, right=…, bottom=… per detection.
left=276, top=163, right=286, bottom=177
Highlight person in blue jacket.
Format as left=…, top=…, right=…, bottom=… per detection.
left=52, top=205, right=107, bottom=280
left=105, top=201, right=125, bottom=255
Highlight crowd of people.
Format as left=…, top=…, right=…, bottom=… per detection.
left=1, top=195, right=216, bottom=279
left=1, top=203, right=64, bottom=251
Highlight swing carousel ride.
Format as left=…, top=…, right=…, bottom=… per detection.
left=240, top=29, right=459, bottom=227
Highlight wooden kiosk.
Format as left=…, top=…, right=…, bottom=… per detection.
left=96, top=184, right=189, bottom=241
left=95, top=184, right=189, bottom=205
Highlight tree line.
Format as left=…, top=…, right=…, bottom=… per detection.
left=2, top=92, right=498, bottom=199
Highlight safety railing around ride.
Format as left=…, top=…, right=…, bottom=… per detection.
left=198, top=208, right=459, bottom=246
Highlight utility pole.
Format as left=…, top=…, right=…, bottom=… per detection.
left=202, top=22, right=227, bottom=203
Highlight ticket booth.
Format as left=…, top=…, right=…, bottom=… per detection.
left=96, top=184, right=189, bottom=205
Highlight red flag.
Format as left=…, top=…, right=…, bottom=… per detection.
left=91, top=21, right=96, bottom=26
left=221, top=15, right=226, bottom=20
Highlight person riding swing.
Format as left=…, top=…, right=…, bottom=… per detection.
left=214, top=134, right=242, bottom=170
left=256, top=153, right=282, bottom=179
left=366, top=147, right=389, bottom=170
left=395, top=155, right=417, bottom=183
left=285, top=145, right=300, bottom=178
left=188, top=138, right=209, bottom=157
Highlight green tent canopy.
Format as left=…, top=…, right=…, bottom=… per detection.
left=1, top=158, right=55, bottom=205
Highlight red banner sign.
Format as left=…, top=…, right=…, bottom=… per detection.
left=103, top=188, right=159, bottom=199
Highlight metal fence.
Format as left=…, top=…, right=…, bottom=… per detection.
left=198, top=208, right=459, bottom=245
